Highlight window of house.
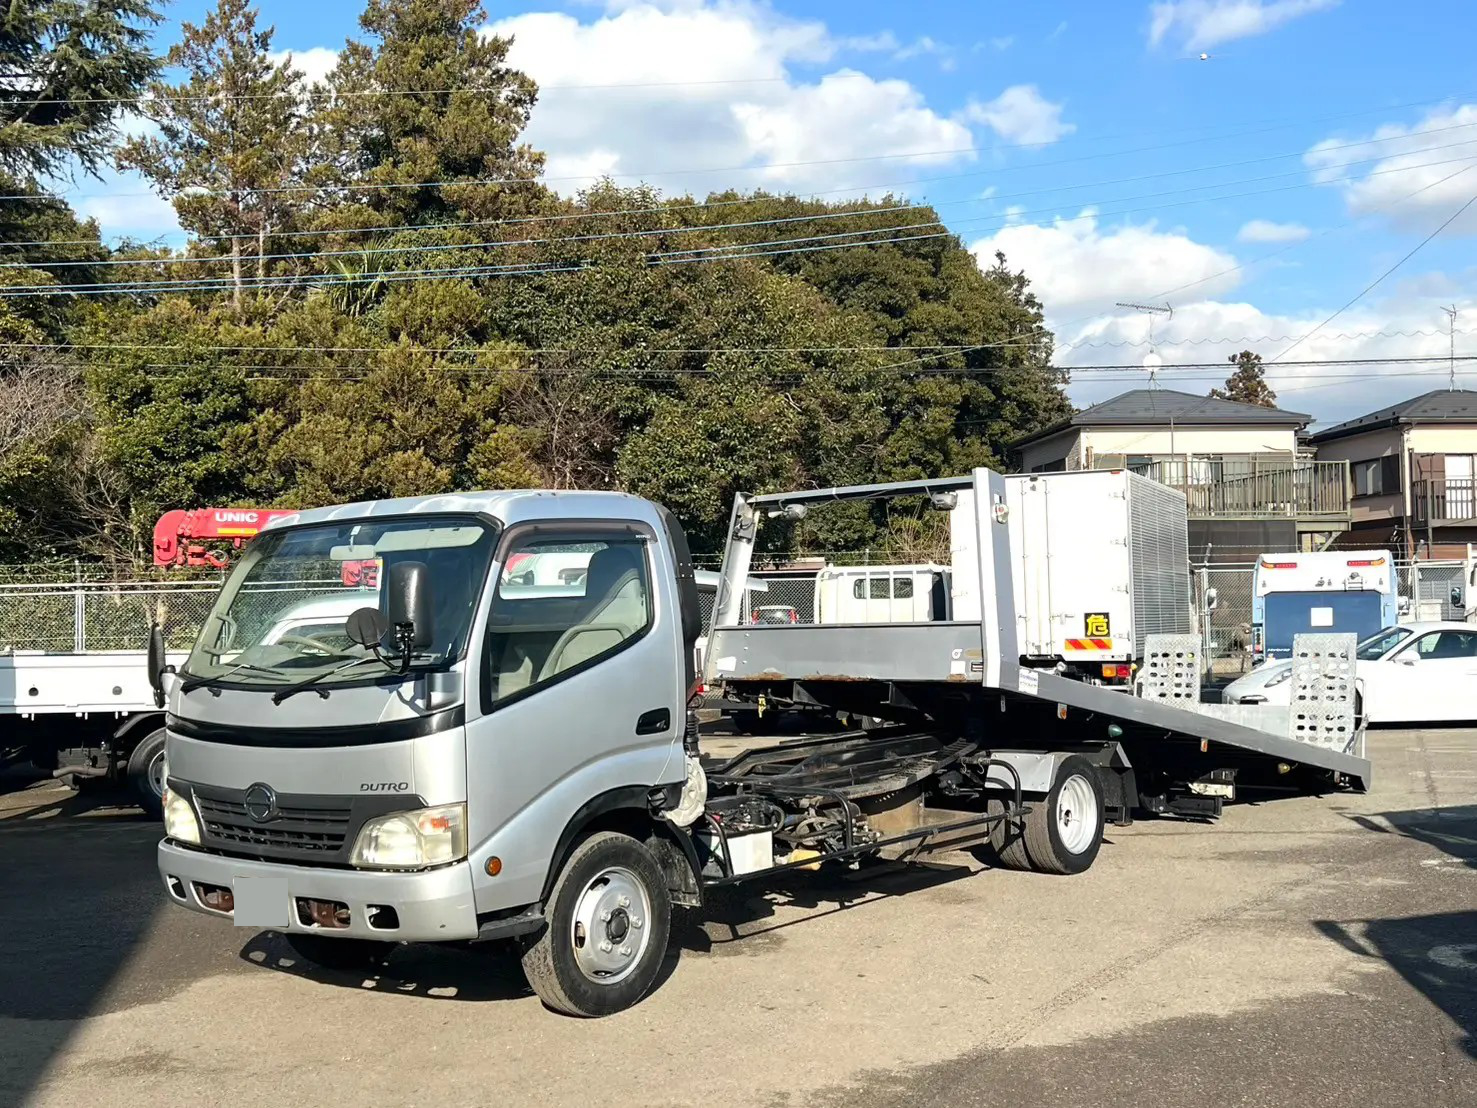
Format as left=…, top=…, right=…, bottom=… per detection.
left=1352, top=456, right=1400, bottom=498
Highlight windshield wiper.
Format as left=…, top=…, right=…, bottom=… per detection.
left=180, top=660, right=288, bottom=696
left=270, top=656, right=384, bottom=704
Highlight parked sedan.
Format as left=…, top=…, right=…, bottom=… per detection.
left=1221, top=621, right=1477, bottom=724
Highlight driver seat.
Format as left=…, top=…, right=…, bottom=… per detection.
left=539, top=545, right=646, bottom=681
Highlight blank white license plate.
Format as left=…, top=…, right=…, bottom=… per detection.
left=233, top=877, right=289, bottom=927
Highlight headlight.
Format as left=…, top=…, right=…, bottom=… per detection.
left=1262, top=667, right=1294, bottom=689
left=350, top=803, right=467, bottom=869
left=163, top=785, right=201, bottom=844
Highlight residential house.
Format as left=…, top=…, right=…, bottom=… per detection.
left=1013, top=388, right=1351, bottom=559
left=1309, top=389, right=1477, bottom=559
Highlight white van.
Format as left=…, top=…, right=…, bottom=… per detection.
left=814, top=564, right=951, bottom=624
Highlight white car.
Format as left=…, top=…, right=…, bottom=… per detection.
left=1221, top=621, right=1477, bottom=724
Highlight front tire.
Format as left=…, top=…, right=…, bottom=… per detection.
left=126, top=727, right=168, bottom=820
left=1021, top=755, right=1106, bottom=875
left=520, top=831, right=672, bottom=1017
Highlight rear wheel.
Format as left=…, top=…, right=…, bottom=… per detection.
left=126, top=728, right=168, bottom=820
left=520, top=831, right=672, bottom=1017
left=1021, top=756, right=1105, bottom=875
left=985, top=797, right=1032, bottom=871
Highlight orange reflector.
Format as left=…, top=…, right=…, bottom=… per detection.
left=1200, top=738, right=1209, bottom=753
left=484, top=856, right=502, bottom=877
left=1057, top=703, right=1068, bottom=720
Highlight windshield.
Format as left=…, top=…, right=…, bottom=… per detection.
left=183, top=516, right=497, bottom=687
left=1356, top=626, right=1410, bottom=660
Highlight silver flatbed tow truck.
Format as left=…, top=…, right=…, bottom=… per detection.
left=153, top=468, right=1367, bottom=1017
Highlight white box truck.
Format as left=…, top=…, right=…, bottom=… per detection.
left=951, top=470, right=1192, bottom=684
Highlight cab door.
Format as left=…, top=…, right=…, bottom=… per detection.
left=463, top=522, right=684, bottom=914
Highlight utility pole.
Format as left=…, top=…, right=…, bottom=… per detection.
left=1442, top=305, right=1458, bottom=390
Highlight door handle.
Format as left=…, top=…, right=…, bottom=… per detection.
left=635, top=708, right=671, bottom=735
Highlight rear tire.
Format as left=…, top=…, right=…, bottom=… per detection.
left=126, top=727, right=168, bottom=820
left=985, top=797, right=1033, bottom=871
left=1021, top=756, right=1105, bottom=875
left=520, top=831, right=672, bottom=1017
left=284, top=932, right=395, bottom=972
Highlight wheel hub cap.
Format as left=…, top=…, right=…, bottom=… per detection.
left=570, top=866, right=651, bottom=984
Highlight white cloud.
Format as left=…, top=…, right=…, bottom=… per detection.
left=970, top=209, right=1238, bottom=318
left=1305, top=103, right=1477, bottom=234
left=1147, top=0, right=1338, bottom=50
left=73, top=183, right=182, bottom=243
left=961, top=85, right=1073, bottom=146
left=1061, top=290, right=1476, bottom=422
left=1237, top=218, right=1310, bottom=243
left=267, top=46, right=339, bottom=88
left=486, top=3, right=974, bottom=196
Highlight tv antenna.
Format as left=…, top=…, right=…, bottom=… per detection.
left=1117, top=301, right=1174, bottom=388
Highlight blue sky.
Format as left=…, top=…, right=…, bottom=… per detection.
left=55, top=0, right=1477, bottom=425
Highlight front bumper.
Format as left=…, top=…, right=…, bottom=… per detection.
left=157, top=840, right=479, bottom=941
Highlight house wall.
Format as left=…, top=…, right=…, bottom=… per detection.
left=1312, top=426, right=1405, bottom=524
left=1016, top=430, right=1081, bottom=472
left=1406, top=426, right=1477, bottom=453
left=1079, top=425, right=1299, bottom=460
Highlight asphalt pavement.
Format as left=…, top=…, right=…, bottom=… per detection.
left=1, top=728, right=1474, bottom=1108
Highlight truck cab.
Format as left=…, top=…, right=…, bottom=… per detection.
left=157, top=490, right=701, bottom=1015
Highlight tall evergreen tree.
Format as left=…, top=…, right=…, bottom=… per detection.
left=313, top=0, right=545, bottom=225
left=0, top=0, right=160, bottom=180
left=1211, top=350, right=1277, bottom=407
left=118, top=0, right=308, bottom=310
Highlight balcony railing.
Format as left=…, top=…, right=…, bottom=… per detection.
left=1413, top=478, right=1477, bottom=525
left=1124, top=456, right=1351, bottom=521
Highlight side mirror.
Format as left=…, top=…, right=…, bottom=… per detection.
left=1204, top=587, right=1219, bottom=613
left=1451, top=585, right=1465, bottom=609
left=386, top=561, right=434, bottom=649
left=1399, top=654, right=1418, bottom=666
left=147, top=624, right=167, bottom=708
left=346, top=606, right=388, bottom=649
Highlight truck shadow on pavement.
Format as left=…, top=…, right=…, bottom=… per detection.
left=238, top=931, right=539, bottom=1002
left=678, top=856, right=986, bottom=953
left=235, top=857, right=997, bottom=1002
left=1315, top=802, right=1477, bottom=1062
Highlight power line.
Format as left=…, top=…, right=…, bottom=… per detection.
left=1272, top=171, right=1477, bottom=362
left=17, top=111, right=1477, bottom=205
left=12, top=149, right=1477, bottom=298
left=15, top=139, right=1477, bottom=270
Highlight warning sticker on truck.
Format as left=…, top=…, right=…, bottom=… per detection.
left=1084, top=612, right=1111, bottom=638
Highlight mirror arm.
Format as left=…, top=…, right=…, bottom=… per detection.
left=393, top=622, right=415, bottom=674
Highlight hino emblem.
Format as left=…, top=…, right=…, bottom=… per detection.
left=243, top=782, right=278, bottom=823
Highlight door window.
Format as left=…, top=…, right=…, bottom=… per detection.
left=1409, top=630, right=1477, bottom=660
left=483, top=533, right=652, bottom=708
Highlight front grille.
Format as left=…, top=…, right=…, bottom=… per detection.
left=194, top=793, right=353, bottom=858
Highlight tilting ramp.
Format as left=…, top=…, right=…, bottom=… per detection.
left=1016, top=633, right=1369, bottom=788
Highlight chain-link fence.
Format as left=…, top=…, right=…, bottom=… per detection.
left=1193, top=559, right=1469, bottom=675
left=0, top=581, right=223, bottom=653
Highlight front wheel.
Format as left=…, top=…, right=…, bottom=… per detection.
left=520, top=831, right=672, bottom=1017
left=126, top=727, right=168, bottom=820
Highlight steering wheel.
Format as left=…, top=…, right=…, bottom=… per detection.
left=275, top=633, right=355, bottom=658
